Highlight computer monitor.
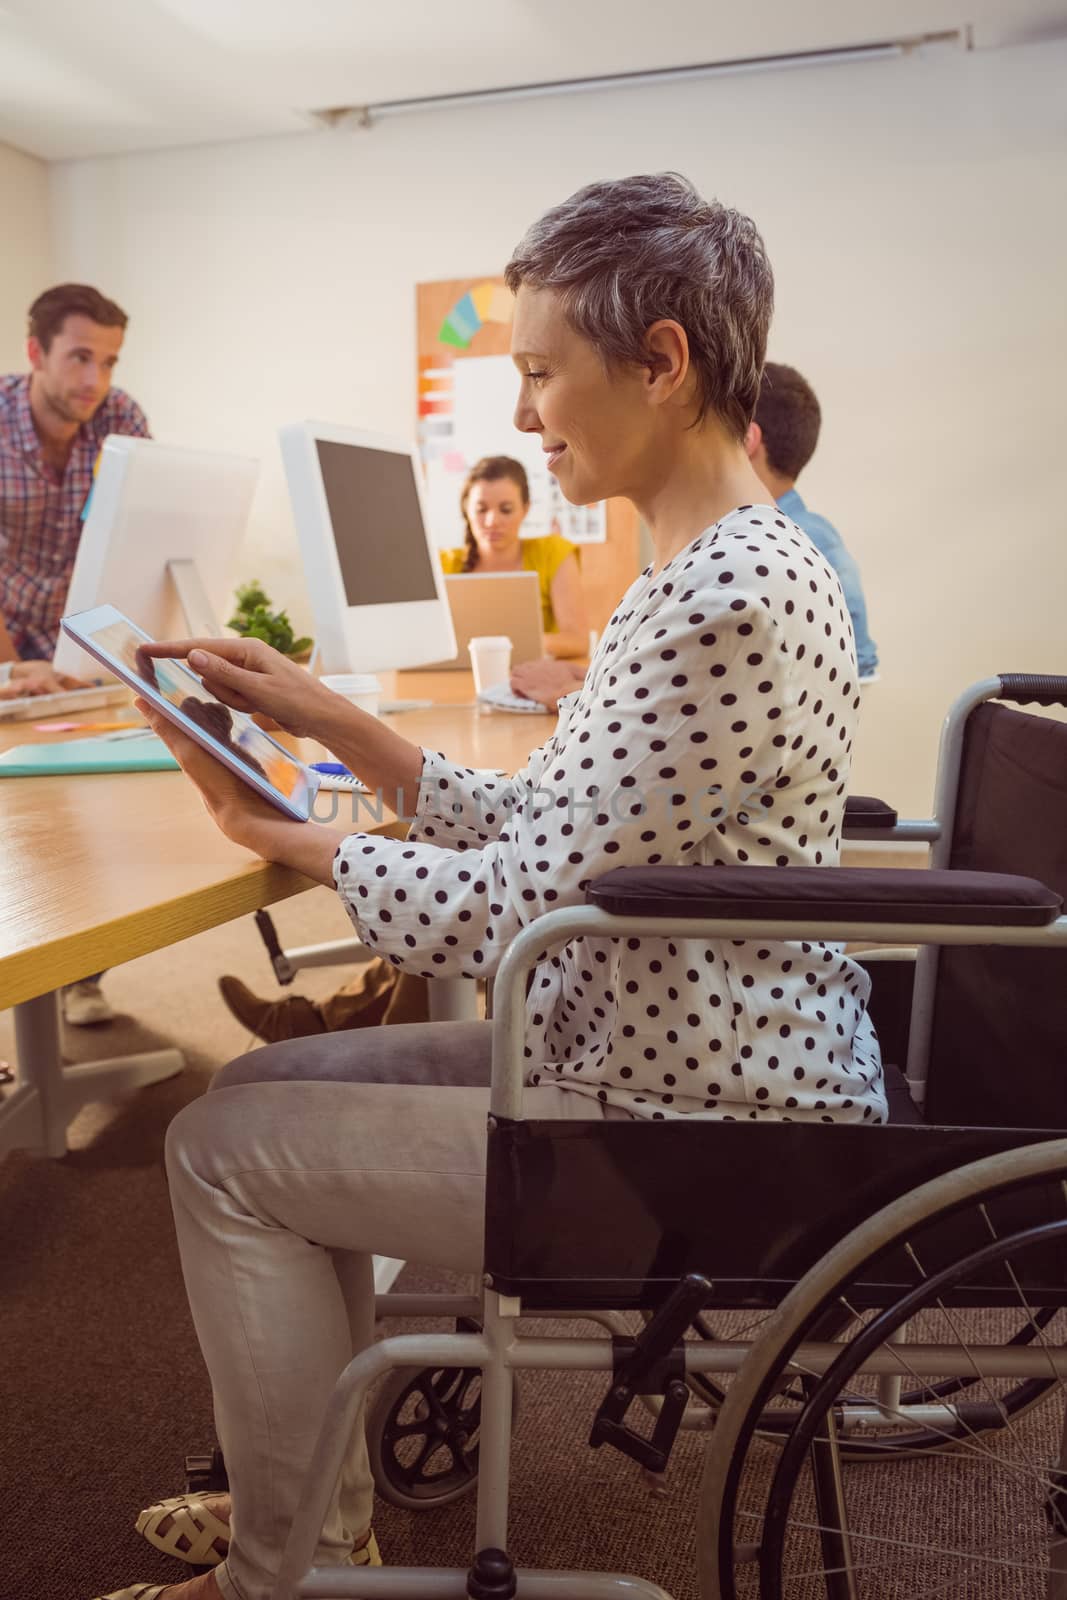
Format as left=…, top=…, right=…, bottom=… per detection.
left=278, top=421, right=456, bottom=674
left=53, top=436, right=259, bottom=679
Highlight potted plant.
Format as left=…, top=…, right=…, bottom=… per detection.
left=227, top=581, right=314, bottom=662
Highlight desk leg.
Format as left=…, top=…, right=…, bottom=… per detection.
left=12, top=993, right=66, bottom=1158
left=428, top=977, right=480, bottom=1023
left=1, top=991, right=184, bottom=1160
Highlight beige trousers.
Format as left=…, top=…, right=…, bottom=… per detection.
left=166, top=1020, right=608, bottom=1600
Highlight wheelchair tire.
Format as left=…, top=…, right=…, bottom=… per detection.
left=697, top=1136, right=1067, bottom=1599
left=367, top=1363, right=520, bottom=1511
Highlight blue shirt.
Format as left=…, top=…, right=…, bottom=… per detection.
left=777, top=487, right=878, bottom=678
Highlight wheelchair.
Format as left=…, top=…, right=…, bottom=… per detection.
left=233, top=673, right=1067, bottom=1598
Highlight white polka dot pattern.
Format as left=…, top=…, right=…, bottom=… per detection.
left=333, top=506, right=886, bottom=1124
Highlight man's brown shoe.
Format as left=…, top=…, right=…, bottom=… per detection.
left=218, top=976, right=328, bottom=1043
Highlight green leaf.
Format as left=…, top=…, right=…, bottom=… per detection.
left=228, top=583, right=312, bottom=657
left=232, top=579, right=272, bottom=616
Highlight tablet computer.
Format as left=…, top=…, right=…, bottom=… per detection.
left=60, top=603, right=319, bottom=823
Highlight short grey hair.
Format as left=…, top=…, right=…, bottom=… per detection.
left=505, top=173, right=773, bottom=440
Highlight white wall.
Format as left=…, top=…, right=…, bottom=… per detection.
left=0, top=143, right=52, bottom=372
left=47, top=38, right=1067, bottom=812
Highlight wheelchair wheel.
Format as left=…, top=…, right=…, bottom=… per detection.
left=367, top=1363, right=520, bottom=1510
left=697, top=1137, right=1067, bottom=1599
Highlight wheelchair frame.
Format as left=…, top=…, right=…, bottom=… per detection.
left=262, top=672, right=1067, bottom=1598
left=273, top=899, right=1067, bottom=1600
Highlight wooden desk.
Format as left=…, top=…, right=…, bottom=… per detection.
left=0, top=674, right=552, bottom=1156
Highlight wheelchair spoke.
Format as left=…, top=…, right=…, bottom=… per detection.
left=812, top=1295, right=1067, bottom=1497
left=901, top=1233, right=1054, bottom=1472
left=703, top=1166, right=1067, bottom=1600
left=781, top=1517, right=1052, bottom=1581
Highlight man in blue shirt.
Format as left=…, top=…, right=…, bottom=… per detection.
left=747, top=362, right=878, bottom=679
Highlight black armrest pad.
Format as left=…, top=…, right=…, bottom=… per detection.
left=585, top=865, right=1062, bottom=927
left=843, top=795, right=898, bottom=830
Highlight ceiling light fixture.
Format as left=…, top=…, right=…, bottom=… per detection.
left=307, top=30, right=967, bottom=131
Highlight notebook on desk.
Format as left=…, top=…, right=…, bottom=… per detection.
left=402, top=572, right=543, bottom=672
left=0, top=733, right=179, bottom=776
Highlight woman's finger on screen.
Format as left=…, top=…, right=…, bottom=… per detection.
left=139, top=636, right=255, bottom=664
left=140, top=636, right=282, bottom=675
left=187, top=647, right=323, bottom=736
left=185, top=649, right=279, bottom=714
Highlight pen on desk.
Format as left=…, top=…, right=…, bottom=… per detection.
left=33, top=720, right=140, bottom=733
left=309, top=761, right=353, bottom=776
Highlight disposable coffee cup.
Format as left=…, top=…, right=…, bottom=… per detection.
left=468, top=635, right=512, bottom=695
left=320, top=673, right=382, bottom=718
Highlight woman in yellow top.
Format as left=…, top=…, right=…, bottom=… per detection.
left=439, top=454, right=587, bottom=659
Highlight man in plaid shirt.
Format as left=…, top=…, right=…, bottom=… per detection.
left=0, top=284, right=150, bottom=1025
left=0, top=281, right=150, bottom=670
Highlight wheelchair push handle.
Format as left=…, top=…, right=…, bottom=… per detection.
left=997, top=672, right=1067, bottom=708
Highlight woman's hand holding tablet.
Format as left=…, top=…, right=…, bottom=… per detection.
left=135, top=629, right=428, bottom=825
left=60, top=604, right=429, bottom=885
left=136, top=632, right=339, bottom=739
left=60, top=605, right=320, bottom=824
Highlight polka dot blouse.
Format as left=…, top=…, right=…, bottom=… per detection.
left=333, top=506, right=886, bottom=1124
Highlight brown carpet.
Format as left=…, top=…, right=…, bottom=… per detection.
left=0, top=890, right=705, bottom=1600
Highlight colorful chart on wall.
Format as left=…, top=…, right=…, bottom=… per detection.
left=418, top=283, right=606, bottom=551
left=435, top=281, right=514, bottom=351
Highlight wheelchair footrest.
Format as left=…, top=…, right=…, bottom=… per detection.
left=588, top=1273, right=712, bottom=1473
left=185, top=1446, right=229, bottom=1495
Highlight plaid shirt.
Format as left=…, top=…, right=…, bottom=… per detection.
left=0, top=374, right=150, bottom=658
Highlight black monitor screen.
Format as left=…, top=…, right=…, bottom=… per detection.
left=316, top=440, right=439, bottom=607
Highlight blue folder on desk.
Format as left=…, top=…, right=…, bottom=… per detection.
left=0, top=734, right=180, bottom=776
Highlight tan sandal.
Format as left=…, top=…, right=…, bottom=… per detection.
left=135, top=1490, right=380, bottom=1573
left=352, top=1530, right=382, bottom=1567
left=135, top=1493, right=230, bottom=1568
left=92, top=1587, right=168, bottom=1599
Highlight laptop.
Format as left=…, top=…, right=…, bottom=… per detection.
left=407, top=571, right=544, bottom=672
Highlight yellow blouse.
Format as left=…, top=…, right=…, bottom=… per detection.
left=439, top=534, right=577, bottom=634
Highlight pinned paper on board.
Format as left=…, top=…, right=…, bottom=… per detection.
left=419, top=347, right=606, bottom=549
left=421, top=354, right=606, bottom=548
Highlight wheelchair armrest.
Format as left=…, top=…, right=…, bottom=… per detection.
left=843, top=794, right=898, bottom=833
left=585, top=865, right=1063, bottom=928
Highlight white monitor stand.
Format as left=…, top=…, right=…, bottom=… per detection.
left=165, top=556, right=223, bottom=638
left=279, top=421, right=456, bottom=709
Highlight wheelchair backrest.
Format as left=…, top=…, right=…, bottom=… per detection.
left=926, top=703, right=1067, bottom=1127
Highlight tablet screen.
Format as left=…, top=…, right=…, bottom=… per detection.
left=62, top=607, right=316, bottom=821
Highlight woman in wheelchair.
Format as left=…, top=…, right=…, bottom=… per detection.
left=99, top=173, right=884, bottom=1600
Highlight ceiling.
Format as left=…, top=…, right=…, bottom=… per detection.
left=1, top=0, right=1064, bottom=162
